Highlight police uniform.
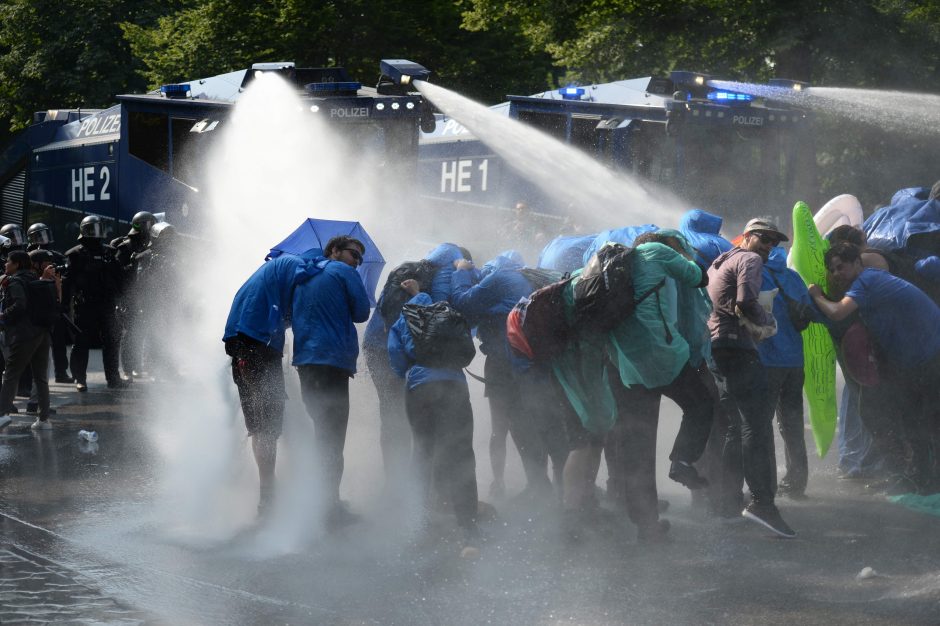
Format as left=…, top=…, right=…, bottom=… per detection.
left=110, top=233, right=150, bottom=377
left=63, top=239, right=124, bottom=390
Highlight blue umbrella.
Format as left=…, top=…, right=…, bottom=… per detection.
left=268, top=218, right=385, bottom=307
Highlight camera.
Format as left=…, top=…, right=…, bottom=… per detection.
left=53, top=264, right=67, bottom=275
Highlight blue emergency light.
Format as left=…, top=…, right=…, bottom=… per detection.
left=559, top=86, right=585, bottom=100
left=160, top=83, right=191, bottom=99
left=707, top=91, right=754, bottom=102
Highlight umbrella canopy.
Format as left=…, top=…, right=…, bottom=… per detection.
left=268, top=218, right=385, bottom=307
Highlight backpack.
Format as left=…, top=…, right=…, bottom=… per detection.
left=840, top=320, right=880, bottom=387
left=573, top=243, right=663, bottom=332
left=401, top=301, right=476, bottom=369
left=506, top=277, right=572, bottom=362
left=518, top=268, right=566, bottom=291
left=14, top=275, right=59, bottom=329
left=378, top=260, right=437, bottom=328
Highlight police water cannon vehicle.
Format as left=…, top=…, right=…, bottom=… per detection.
left=0, top=59, right=434, bottom=248
left=418, top=70, right=814, bottom=221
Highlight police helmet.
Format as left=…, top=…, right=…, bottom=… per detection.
left=129, top=211, right=157, bottom=237
left=150, top=221, right=176, bottom=242
left=0, top=224, right=26, bottom=247
left=78, top=215, right=106, bottom=240
left=27, top=222, right=54, bottom=246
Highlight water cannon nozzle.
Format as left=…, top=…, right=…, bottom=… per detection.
left=378, top=59, right=431, bottom=94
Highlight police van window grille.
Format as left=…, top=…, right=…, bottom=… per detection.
left=516, top=111, right=567, bottom=142
left=0, top=167, right=26, bottom=225
left=570, top=116, right=601, bottom=154
left=128, top=112, right=169, bottom=172
left=171, top=117, right=204, bottom=187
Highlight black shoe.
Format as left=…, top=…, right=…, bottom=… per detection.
left=26, top=404, right=57, bottom=415
left=777, top=481, right=807, bottom=500
left=107, top=379, right=131, bottom=389
left=55, top=374, right=74, bottom=384
left=637, top=518, right=672, bottom=544
left=742, top=502, right=796, bottom=538
left=76, top=383, right=88, bottom=393
left=668, top=461, right=709, bottom=490
left=6, top=405, right=18, bottom=415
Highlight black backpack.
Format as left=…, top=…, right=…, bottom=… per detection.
left=518, top=267, right=567, bottom=291
left=401, top=301, right=476, bottom=369
left=573, top=243, right=663, bottom=332
left=378, top=260, right=437, bottom=328
left=14, top=276, right=59, bottom=329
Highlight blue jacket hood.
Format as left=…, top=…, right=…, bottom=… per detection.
left=680, top=209, right=732, bottom=266
left=480, top=250, right=524, bottom=278
left=681, top=208, right=723, bottom=235
left=424, top=243, right=464, bottom=268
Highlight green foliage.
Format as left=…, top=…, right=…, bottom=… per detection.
left=1, top=0, right=939, bottom=206
left=0, top=0, right=153, bottom=137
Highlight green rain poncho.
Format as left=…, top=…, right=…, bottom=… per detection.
left=608, top=240, right=705, bottom=389
left=551, top=235, right=709, bottom=436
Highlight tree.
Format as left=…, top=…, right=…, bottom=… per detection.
left=0, top=0, right=169, bottom=139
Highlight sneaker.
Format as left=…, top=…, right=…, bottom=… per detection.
left=76, top=382, right=88, bottom=393
left=777, top=481, right=807, bottom=500
left=26, top=404, right=57, bottom=415
left=458, top=523, right=482, bottom=558
left=0, top=415, right=12, bottom=429
left=637, top=518, right=672, bottom=544
left=30, top=419, right=52, bottom=431
left=742, top=502, right=796, bottom=538
left=668, top=460, right=709, bottom=490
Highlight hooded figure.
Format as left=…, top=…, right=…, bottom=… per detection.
left=680, top=208, right=733, bottom=267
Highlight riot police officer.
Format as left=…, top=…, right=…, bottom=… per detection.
left=110, top=211, right=156, bottom=378
left=63, top=215, right=125, bottom=391
left=27, top=223, right=72, bottom=382
left=0, top=224, right=27, bottom=263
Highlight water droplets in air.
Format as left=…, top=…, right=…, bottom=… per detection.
left=710, top=80, right=940, bottom=135
left=414, top=80, right=687, bottom=229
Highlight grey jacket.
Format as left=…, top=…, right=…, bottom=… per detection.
left=706, top=247, right=774, bottom=351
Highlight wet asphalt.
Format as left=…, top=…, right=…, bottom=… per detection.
left=1, top=352, right=938, bottom=625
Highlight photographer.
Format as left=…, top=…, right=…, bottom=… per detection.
left=0, top=250, right=56, bottom=429
left=27, top=223, right=72, bottom=383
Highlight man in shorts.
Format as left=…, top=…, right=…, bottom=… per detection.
left=224, top=252, right=321, bottom=516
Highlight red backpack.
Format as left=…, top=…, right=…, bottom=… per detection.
left=506, top=277, right=572, bottom=362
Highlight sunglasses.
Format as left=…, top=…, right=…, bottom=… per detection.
left=753, top=232, right=779, bottom=245
left=343, top=248, right=363, bottom=263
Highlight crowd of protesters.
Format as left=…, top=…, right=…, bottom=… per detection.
left=219, top=181, right=940, bottom=557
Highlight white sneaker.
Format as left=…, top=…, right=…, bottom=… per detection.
left=0, top=415, right=12, bottom=429
left=30, top=419, right=52, bottom=431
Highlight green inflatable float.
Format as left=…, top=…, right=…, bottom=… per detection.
left=787, top=201, right=837, bottom=457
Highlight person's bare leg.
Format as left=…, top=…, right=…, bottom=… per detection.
left=563, top=445, right=602, bottom=510
left=252, top=433, right=278, bottom=515
left=489, top=412, right=510, bottom=498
